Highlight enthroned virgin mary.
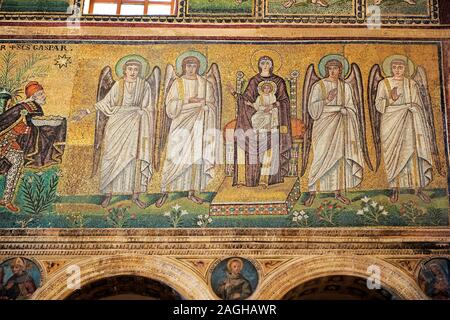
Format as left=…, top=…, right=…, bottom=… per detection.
left=229, top=55, right=292, bottom=187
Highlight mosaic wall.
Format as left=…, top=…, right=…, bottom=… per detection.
left=0, top=0, right=448, bottom=303
left=0, top=0, right=445, bottom=25
left=0, top=40, right=447, bottom=228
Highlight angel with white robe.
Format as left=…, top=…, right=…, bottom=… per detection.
left=301, top=56, right=373, bottom=207
left=155, top=51, right=222, bottom=208
left=72, top=55, right=160, bottom=208
left=368, top=56, right=444, bottom=203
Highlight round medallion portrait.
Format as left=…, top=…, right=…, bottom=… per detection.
left=210, top=257, right=259, bottom=300
left=418, top=257, right=450, bottom=300
left=0, top=257, right=43, bottom=300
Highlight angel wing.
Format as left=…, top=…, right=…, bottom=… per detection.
left=300, top=64, right=320, bottom=177
left=206, top=63, right=223, bottom=164
left=368, top=64, right=384, bottom=172
left=412, top=66, right=445, bottom=176
left=91, top=66, right=115, bottom=178
left=155, top=64, right=176, bottom=171
left=345, top=63, right=373, bottom=171
left=147, top=66, right=161, bottom=171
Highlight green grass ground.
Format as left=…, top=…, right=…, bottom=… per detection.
left=0, top=168, right=447, bottom=228
left=376, top=0, right=429, bottom=16
left=0, top=0, right=70, bottom=12
left=0, top=189, right=447, bottom=228
left=267, top=0, right=353, bottom=16
left=188, top=0, right=253, bottom=14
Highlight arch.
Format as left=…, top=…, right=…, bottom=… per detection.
left=66, top=275, right=183, bottom=300
left=33, top=255, right=214, bottom=300
left=254, top=255, right=427, bottom=300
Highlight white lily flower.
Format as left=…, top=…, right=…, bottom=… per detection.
left=197, top=221, right=202, bottom=226
left=208, top=218, right=213, bottom=223
left=292, top=216, right=298, bottom=222
left=181, top=210, right=189, bottom=216
left=379, top=205, right=384, bottom=210
left=205, top=214, right=209, bottom=219
left=356, top=210, right=364, bottom=215
left=381, top=210, right=388, bottom=216
left=361, top=196, right=370, bottom=203
left=163, top=211, right=171, bottom=217
left=198, top=214, right=203, bottom=219
left=172, top=204, right=181, bottom=211
left=292, top=211, right=299, bottom=217
left=363, top=207, right=369, bottom=212
left=370, top=201, right=378, bottom=208
left=304, top=214, right=309, bottom=219
left=299, top=210, right=306, bottom=216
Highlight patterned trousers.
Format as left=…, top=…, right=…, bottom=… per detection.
left=1, top=150, right=24, bottom=203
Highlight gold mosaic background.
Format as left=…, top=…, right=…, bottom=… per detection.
left=7, top=41, right=444, bottom=195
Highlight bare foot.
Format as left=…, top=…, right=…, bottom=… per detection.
left=283, top=0, right=295, bottom=8
left=101, top=194, right=112, bottom=208
left=132, top=194, right=147, bottom=209
left=389, top=188, right=399, bottom=203
left=416, top=189, right=431, bottom=203
left=335, top=192, right=351, bottom=205
left=188, top=192, right=204, bottom=205
left=303, top=192, right=316, bottom=207
left=155, top=193, right=168, bottom=208
left=404, top=0, right=416, bottom=4
left=313, top=0, right=329, bottom=7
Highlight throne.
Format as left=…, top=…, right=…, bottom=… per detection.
left=209, top=71, right=304, bottom=216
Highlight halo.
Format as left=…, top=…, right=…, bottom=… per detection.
left=318, top=54, right=350, bottom=78
left=227, top=257, right=244, bottom=272
left=257, top=80, right=277, bottom=94
left=382, top=54, right=415, bottom=77
left=115, top=54, right=150, bottom=78
left=251, top=49, right=282, bottom=74
left=175, top=50, right=208, bottom=76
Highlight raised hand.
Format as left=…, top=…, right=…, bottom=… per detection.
left=226, top=83, right=237, bottom=96
left=326, top=88, right=338, bottom=103
left=390, top=87, right=402, bottom=101
left=71, top=109, right=90, bottom=122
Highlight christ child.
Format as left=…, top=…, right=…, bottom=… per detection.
left=246, top=81, right=279, bottom=131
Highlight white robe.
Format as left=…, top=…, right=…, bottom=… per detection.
left=308, top=79, right=364, bottom=192
left=161, top=76, right=218, bottom=192
left=95, top=77, right=155, bottom=194
left=251, top=93, right=279, bottom=131
left=375, top=77, right=433, bottom=188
